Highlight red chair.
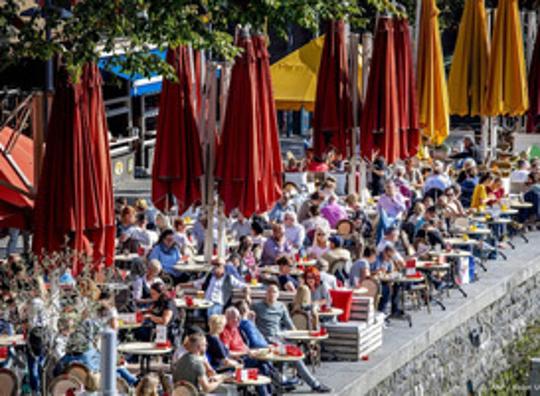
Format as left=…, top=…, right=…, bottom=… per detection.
left=329, top=289, right=353, bottom=322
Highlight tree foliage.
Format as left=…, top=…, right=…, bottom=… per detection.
left=0, top=0, right=390, bottom=79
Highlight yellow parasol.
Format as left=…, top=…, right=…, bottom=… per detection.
left=484, top=0, right=529, bottom=116
left=417, top=0, right=449, bottom=146
left=448, top=0, right=490, bottom=116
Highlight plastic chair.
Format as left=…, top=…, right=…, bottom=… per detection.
left=0, top=368, right=18, bottom=396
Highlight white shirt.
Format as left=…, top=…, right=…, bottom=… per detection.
left=128, top=226, right=158, bottom=247
left=320, top=272, right=338, bottom=290
left=510, top=169, right=529, bottom=183
left=131, top=276, right=164, bottom=300
left=193, top=274, right=246, bottom=305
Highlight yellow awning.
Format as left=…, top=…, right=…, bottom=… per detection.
left=270, top=36, right=361, bottom=112
left=484, top=0, right=529, bottom=116
left=448, top=0, right=490, bottom=116
left=417, top=0, right=449, bottom=146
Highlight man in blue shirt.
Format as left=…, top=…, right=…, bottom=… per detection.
left=244, top=287, right=331, bottom=393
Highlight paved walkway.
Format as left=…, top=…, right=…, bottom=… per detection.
left=289, top=231, right=540, bottom=395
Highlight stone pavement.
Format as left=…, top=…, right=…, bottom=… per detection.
left=289, top=231, right=540, bottom=396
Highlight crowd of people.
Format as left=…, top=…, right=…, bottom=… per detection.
left=1, top=138, right=540, bottom=395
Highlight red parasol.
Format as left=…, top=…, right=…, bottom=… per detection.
left=0, top=126, right=34, bottom=228
left=33, top=63, right=115, bottom=275
left=360, top=17, right=400, bottom=164
left=215, top=32, right=261, bottom=217
left=152, top=46, right=204, bottom=213
left=394, top=17, right=420, bottom=158
left=528, top=29, right=540, bottom=133
left=313, top=20, right=354, bottom=158
left=253, top=34, right=283, bottom=210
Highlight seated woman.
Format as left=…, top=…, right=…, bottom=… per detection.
left=349, top=246, right=376, bottom=288
left=131, top=259, right=164, bottom=308
left=373, top=245, right=403, bottom=316
left=135, top=283, right=182, bottom=345
left=307, top=227, right=330, bottom=259
left=289, top=285, right=319, bottom=330
left=206, top=314, right=242, bottom=371
left=148, top=229, right=183, bottom=284
left=303, top=267, right=332, bottom=308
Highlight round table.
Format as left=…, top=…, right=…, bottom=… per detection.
left=444, top=238, right=479, bottom=246
left=115, top=253, right=139, bottom=262
left=117, top=342, right=173, bottom=374
left=295, top=259, right=317, bottom=267
left=251, top=349, right=305, bottom=363
left=499, top=208, right=519, bottom=215
left=430, top=250, right=472, bottom=259
left=510, top=202, right=533, bottom=209
left=173, top=263, right=213, bottom=274
left=316, top=307, right=343, bottom=318
left=175, top=298, right=214, bottom=310
left=0, top=334, right=25, bottom=347
left=279, top=330, right=329, bottom=342
left=228, top=374, right=271, bottom=396
left=464, top=228, right=491, bottom=236
left=193, top=255, right=218, bottom=264
left=261, top=266, right=303, bottom=277
left=118, top=322, right=141, bottom=331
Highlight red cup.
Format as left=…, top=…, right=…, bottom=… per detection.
left=0, top=347, right=8, bottom=359
left=235, top=368, right=243, bottom=382
left=185, top=296, right=194, bottom=307
left=137, top=246, right=145, bottom=256
left=361, top=355, right=369, bottom=361
left=136, top=311, right=144, bottom=323
left=248, top=368, right=258, bottom=380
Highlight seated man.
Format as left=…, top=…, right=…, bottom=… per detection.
left=321, top=235, right=351, bottom=283
left=172, top=333, right=227, bottom=394
left=276, top=255, right=299, bottom=292
left=250, top=286, right=331, bottom=393
left=184, top=259, right=248, bottom=316
left=261, top=224, right=292, bottom=266
left=221, top=307, right=271, bottom=396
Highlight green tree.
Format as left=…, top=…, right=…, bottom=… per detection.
left=0, top=0, right=390, bottom=79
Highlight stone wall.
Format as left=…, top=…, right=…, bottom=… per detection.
left=366, top=272, right=540, bottom=396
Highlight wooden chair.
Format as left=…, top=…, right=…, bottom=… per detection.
left=48, top=374, right=84, bottom=396
left=65, top=362, right=100, bottom=391
left=172, top=380, right=199, bottom=396
left=0, top=368, right=18, bottom=396
left=358, top=278, right=380, bottom=307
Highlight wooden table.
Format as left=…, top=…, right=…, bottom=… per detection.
left=175, top=298, right=214, bottom=310
left=117, top=342, right=173, bottom=374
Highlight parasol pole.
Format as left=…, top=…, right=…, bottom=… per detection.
left=359, top=32, right=373, bottom=205
left=482, top=7, right=494, bottom=161
left=413, top=0, right=422, bottom=70
left=203, top=62, right=218, bottom=263
left=349, top=32, right=360, bottom=195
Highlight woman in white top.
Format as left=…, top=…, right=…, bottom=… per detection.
left=307, top=227, right=330, bottom=259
